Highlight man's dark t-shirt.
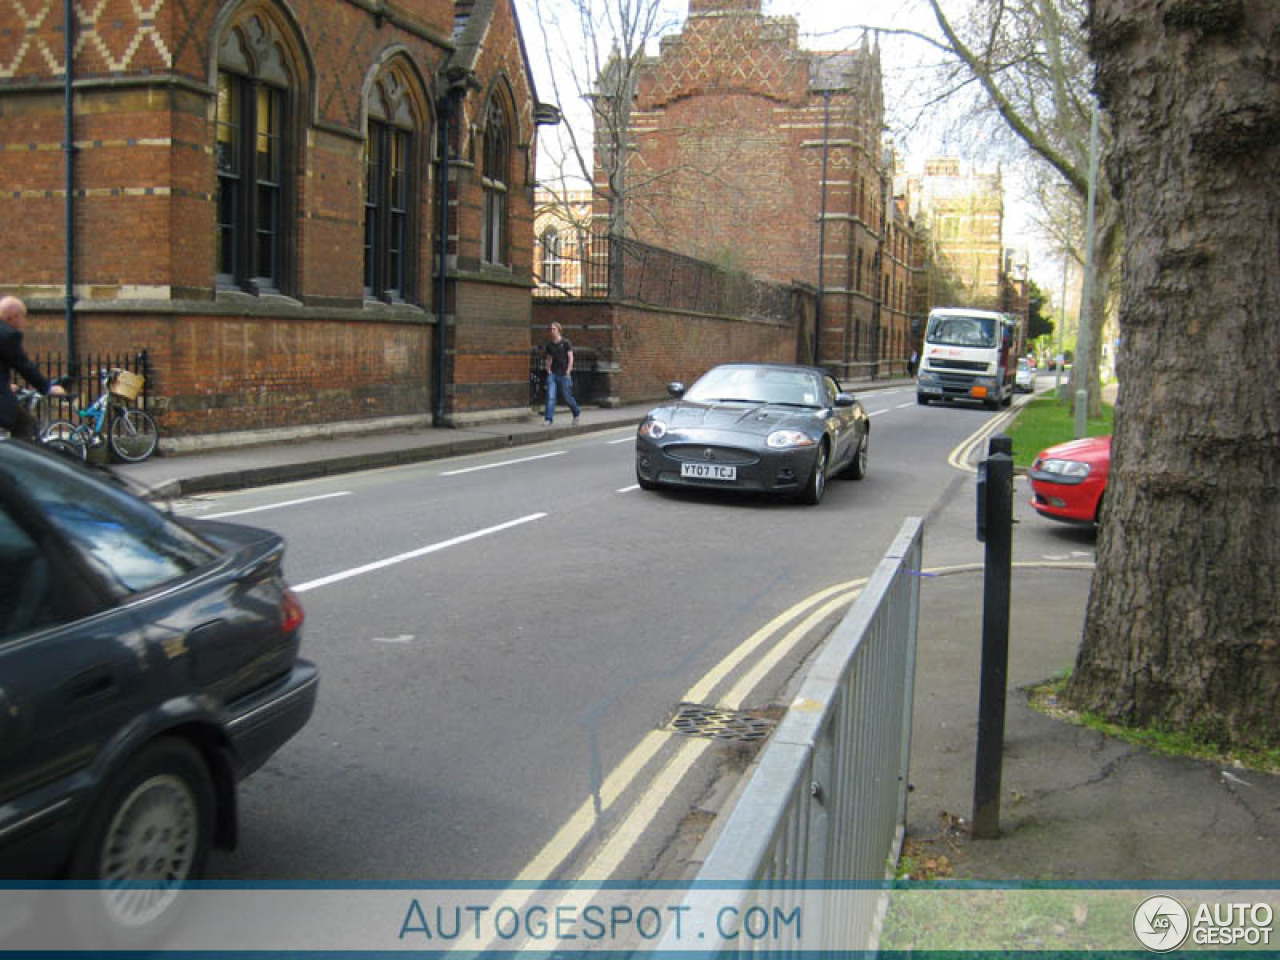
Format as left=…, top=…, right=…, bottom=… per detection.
left=545, top=339, right=573, bottom=377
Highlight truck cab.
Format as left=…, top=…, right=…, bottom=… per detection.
left=916, top=307, right=1021, bottom=410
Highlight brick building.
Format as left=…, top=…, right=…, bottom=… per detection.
left=601, top=0, right=919, bottom=379
left=906, top=158, right=1007, bottom=310
left=0, top=0, right=555, bottom=442
left=534, top=188, right=600, bottom=297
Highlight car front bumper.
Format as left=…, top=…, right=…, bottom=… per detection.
left=636, top=436, right=819, bottom=495
left=1029, top=478, right=1104, bottom=523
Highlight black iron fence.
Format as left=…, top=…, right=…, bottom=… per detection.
left=13, top=350, right=151, bottom=425
left=535, top=230, right=794, bottom=324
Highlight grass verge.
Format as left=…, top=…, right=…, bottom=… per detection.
left=1030, top=672, right=1280, bottom=775
left=1004, top=393, right=1114, bottom=470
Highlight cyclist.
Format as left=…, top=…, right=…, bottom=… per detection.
left=1, top=296, right=67, bottom=441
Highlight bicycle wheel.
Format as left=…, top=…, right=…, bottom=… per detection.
left=42, top=420, right=88, bottom=460
left=108, top=408, right=158, bottom=462
left=43, top=437, right=87, bottom=462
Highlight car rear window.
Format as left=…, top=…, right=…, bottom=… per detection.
left=0, top=444, right=218, bottom=598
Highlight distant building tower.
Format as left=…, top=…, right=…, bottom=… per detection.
left=906, top=159, right=1007, bottom=310
left=602, top=0, right=919, bottom=377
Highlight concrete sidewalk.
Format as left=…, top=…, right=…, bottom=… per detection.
left=112, top=375, right=1280, bottom=886
left=905, top=472, right=1280, bottom=883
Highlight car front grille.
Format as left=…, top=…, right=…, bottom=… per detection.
left=930, top=358, right=989, bottom=372
left=663, top=444, right=760, bottom=465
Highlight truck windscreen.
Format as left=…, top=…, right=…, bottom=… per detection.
left=926, top=315, right=997, bottom=348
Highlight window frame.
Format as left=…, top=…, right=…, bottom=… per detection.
left=215, top=12, right=297, bottom=297
left=481, top=98, right=511, bottom=267
left=364, top=69, right=423, bottom=304
left=539, top=227, right=562, bottom=288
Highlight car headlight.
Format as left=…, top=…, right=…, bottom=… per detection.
left=638, top=419, right=667, bottom=440
left=1036, top=458, right=1091, bottom=479
left=917, top=370, right=938, bottom=383
left=767, top=430, right=817, bottom=449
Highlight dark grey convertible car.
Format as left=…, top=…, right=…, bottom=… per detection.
left=635, top=363, right=869, bottom=505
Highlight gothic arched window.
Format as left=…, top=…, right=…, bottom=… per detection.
left=365, top=68, right=424, bottom=302
left=216, top=10, right=297, bottom=294
left=482, top=98, right=510, bottom=266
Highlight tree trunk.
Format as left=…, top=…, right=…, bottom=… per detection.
left=1067, top=0, right=1280, bottom=747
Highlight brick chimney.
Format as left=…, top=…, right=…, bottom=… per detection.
left=688, top=0, right=762, bottom=15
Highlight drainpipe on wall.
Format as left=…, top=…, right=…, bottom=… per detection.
left=63, top=0, right=77, bottom=371
left=814, top=89, right=831, bottom=370
left=433, top=88, right=454, bottom=426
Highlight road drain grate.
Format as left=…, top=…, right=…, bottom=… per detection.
left=667, top=703, right=777, bottom=743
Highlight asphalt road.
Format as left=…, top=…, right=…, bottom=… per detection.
left=179, top=384, right=1033, bottom=883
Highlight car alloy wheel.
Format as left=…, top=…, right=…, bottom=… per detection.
left=800, top=442, right=828, bottom=505
left=98, top=772, right=199, bottom=925
left=848, top=434, right=868, bottom=481
left=69, top=738, right=214, bottom=945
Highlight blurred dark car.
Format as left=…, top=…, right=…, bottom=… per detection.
left=0, top=439, right=317, bottom=938
left=1029, top=434, right=1111, bottom=524
left=635, top=363, right=869, bottom=505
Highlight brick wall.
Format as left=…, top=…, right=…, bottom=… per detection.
left=609, top=1, right=918, bottom=380
left=0, top=0, right=541, bottom=438
left=21, top=303, right=434, bottom=434
left=532, top=297, right=800, bottom=407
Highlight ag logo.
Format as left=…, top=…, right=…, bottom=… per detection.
left=1134, top=895, right=1190, bottom=952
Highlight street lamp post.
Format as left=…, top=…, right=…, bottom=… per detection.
left=1055, top=253, right=1068, bottom=398
left=1075, top=103, right=1100, bottom=439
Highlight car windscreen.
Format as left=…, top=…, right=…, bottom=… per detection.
left=0, top=443, right=218, bottom=598
left=926, top=314, right=998, bottom=348
left=684, top=367, right=823, bottom=407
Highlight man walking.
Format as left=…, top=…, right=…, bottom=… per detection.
left=543, top=322, right=580, bottom=426
left=1, top=296, right=66, bottom=440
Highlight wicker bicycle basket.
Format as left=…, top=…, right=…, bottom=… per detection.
left=109, top=370, right=145, bottom=401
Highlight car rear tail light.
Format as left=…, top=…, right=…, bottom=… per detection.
left=281, top=588, right=305, bottom=634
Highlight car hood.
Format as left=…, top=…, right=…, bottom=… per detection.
left=658, top=401, right=822, bottom=436
left=1038, top=435, right=1112, bottom=461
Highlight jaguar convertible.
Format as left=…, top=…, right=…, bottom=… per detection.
left=635, top=363, right=869, bottom=505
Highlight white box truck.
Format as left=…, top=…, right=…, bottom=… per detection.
left=916, top=307, right=1023, bottom=410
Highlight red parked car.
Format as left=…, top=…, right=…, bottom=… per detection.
left=1028, top=435, right=1111, bottom=524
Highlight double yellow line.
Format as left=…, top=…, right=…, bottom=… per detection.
left=946, top=401, right=1028, bottom=472
left=512, top=577, right=867, bottom=883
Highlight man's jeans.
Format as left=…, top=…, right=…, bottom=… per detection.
left=545, top=373, right=580, bottom=422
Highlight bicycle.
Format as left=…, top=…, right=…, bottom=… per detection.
left=44, top=368, right=159, bottom=463
left=9, top=378, right=85, bottom=461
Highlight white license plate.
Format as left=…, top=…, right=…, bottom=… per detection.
left=681, top=462, right=737, bottom=481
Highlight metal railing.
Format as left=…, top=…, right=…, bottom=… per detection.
left=15, top=350, right=152, bottom=422
left=535, top=230, right=796, bottom=324
left=664, top=516, right=922, bottom=954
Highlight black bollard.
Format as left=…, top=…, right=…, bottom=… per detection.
left=973, top=434, right=1013, bottom=839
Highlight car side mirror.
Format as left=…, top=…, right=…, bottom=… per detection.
left=668, top=382, right=685, bottom=398
left=835, top=392, right=856, bottom=407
